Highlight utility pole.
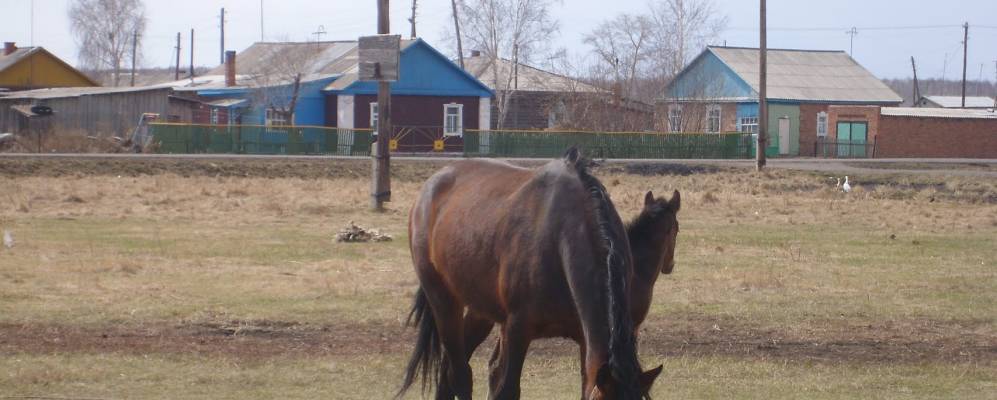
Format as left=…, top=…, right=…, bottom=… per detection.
left=312, top=25, right=327, bottom=42
left=260, top=0, right=265, bottom=41
left=174, top=32, right=181, bottom=80
left=409, top=0, right=417, bottom=38
left=978, top=63, right=984, bottom=96
left=451, top=0, right=464, bottom=69
left=130, top=30, right=138, bottom=86
left=220, top=7, right=225, bottom=64
left=190, top=28, right=195, bottom=80
left=372, top=0, right=392, bottom=211
left=845, top=27, right=858, bottom=57
left=911, top=56, right=920, bottom=106
left=961, top=22, right=968, bottom=108
left=757, top=0, right=767, bottom=171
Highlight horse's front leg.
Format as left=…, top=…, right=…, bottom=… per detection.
left=577, top=342, right=587, bottom=400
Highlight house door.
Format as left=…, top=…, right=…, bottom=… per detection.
left=836, top=121, right=868, bottom=157
left=778, top=117, right=790, bottom=155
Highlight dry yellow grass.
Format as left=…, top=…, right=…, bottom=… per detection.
left=0, top=159, right=995, bottom=399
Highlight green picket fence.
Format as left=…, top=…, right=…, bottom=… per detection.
left=149, top=123, right=374, bottom=156
left=462, top=130, right=754, bottom=159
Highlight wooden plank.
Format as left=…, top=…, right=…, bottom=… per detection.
left=358, top=34, right=400, bottom=82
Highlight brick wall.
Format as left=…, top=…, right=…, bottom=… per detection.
left=876, top=115, right=997, bottom=158
left=827, top=105, right=881, bottom=142
left=799, top=103, right=829, bottom=156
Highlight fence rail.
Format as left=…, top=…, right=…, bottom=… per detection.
left=148, top=123, right=755, bottom=159
left=463, top=130, right=754, bottom=159
left=149, top=123, right=373, bottom=156
left=814, top=138, right=876, bottom=158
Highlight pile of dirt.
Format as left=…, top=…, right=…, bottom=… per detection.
left=334, top=221, right=393, bottom=242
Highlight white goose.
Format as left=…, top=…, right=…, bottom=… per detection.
left=842, top=176, right=852, bottom=193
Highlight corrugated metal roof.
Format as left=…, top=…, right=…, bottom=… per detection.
left=882, top=107, right=997, bottom=119
left=921, top=95, right=996, bottom=108
left=464, top=56, right=604, bottom=93
left=0, top=85, right=173, bottom=100
left=0, top=47, right=42, bottom=72
left=205, top=40, right=415, bottom=77
left=707, top=46, right=902, bottom=103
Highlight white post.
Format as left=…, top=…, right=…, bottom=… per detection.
left=337, top=95, right=355, bottom=129
left=478, top=96, right=491, bottom=154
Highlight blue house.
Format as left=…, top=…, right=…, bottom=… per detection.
left=661, top=46, right=902, bottom=156
left=176, top=38, right=493, bottom=152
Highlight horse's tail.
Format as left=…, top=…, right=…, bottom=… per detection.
left=397, top=287, right=442, bottom=398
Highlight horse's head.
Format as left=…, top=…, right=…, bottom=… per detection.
left=631, top=190, right=681, bottom=275
left=589, top=364, right=663, bottom=400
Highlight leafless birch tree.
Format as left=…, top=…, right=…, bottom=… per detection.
left=69, top=0, right=147, bottom=87
left=447, top=0, right=561, bottom=128
left=649, top=0, right=728, bottom=76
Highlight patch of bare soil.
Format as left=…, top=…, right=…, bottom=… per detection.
left=0, top=157, right=449, bottom=182
left=2, top=316, right=992, bottom=364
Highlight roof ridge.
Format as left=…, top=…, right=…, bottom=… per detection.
left=709, top=45, right=846, bottom=53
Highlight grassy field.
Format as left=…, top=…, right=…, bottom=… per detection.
left=0, top=158, right=995, bottom=399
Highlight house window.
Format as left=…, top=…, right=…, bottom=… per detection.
left=817, top=111, right=828, bottom=137
left=444, top=103, right=463, bottom=136
left=210, top=109, right=219, bottom=125
left=739, top=116, right=758, bottom=134
left=369, top=102, right=379, bottom=133
left=707, top=104, right=722, bottom=133
left=668, top=105, right=682, bottom=132
left=265, top=108, right=287, bottom=128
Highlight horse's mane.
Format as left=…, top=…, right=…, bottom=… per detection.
left=566, top=147, right=646, bottom=400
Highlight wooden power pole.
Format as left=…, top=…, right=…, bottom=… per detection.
left=174, top=32, right=181, bottom=80
left=220, top=8, right=226, bottom=65
left=130, top=30, right=138, bottom=86
left=911, top=56, right=920, bottom=106
left=190, top=29, right=195, bottom=79
left=757, top=0, right=767, bottom=171
left=451, top=0, right=464, bottom=69
left=409, top=0, right=417, bottom=38
left=372, top=0, right=392, bottom=211
left=961, top=22, right=968, bottom=108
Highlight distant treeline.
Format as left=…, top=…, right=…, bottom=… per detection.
left=882, top=78, right=997, bottom=106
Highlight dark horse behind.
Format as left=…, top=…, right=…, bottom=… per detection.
left=399, top=148, right=681, bottom=400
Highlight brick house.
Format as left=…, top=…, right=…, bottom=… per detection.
left=825, top=106, right=997, bottom=158
left=660, top=46, right=903, bottom=156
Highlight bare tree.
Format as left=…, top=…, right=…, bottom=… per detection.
left=448, top=0, right=561, bottom=128
left=584, top=14, right=652, bottom=101
left=648, top=0, right=728, bottom=76
left=248, top=44, right=323, bottom=126
left=69, top=0, right=147, bottom=87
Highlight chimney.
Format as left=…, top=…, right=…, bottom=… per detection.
left=470, top=50, right=481, bottom=58
left=3, top=42, right=16, bottom=56
left=224, top=50, right=236, bottom=87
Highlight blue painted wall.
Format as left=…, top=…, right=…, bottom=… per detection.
left=198, top=76, right=338, bottom=126
left=332, top=40, right=493, bottom=97
left=665, top=52, right=754, bottom=99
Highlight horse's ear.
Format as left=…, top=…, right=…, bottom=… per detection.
left=640, top=365, right=663, bottom=392
left=564, top=146, right=580, bottom=164
left=669, top=190, right=681, bottom=212
left=644, top=191, right=654, bottom=207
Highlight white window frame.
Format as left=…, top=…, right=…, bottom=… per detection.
left=668, top=105, right=682, bottom=133
left=816, top=111, right=828, bottom=138
left=707, top=104, right=722, bottom=133
left=443, top=103, right=464, bottom=137
left=369, top=102, right=379, bottom=133
left=210, top=108, right=219, bottom=125
left=265, top=108, right=287, bottom=132
left=739, top=116, right=758, bottom=134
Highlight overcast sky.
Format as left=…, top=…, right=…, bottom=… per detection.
left=2, top=0, right=996, bottom=81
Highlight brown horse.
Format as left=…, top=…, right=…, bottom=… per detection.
left=398, top=149, right=680, bottom=399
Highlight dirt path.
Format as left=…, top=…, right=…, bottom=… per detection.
left=2, top=317, right=993, bottom=364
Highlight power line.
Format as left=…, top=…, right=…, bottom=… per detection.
left=727, top=24, right=962, bottom=32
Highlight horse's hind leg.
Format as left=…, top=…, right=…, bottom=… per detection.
left=438, top=313, right=494, bottom=399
